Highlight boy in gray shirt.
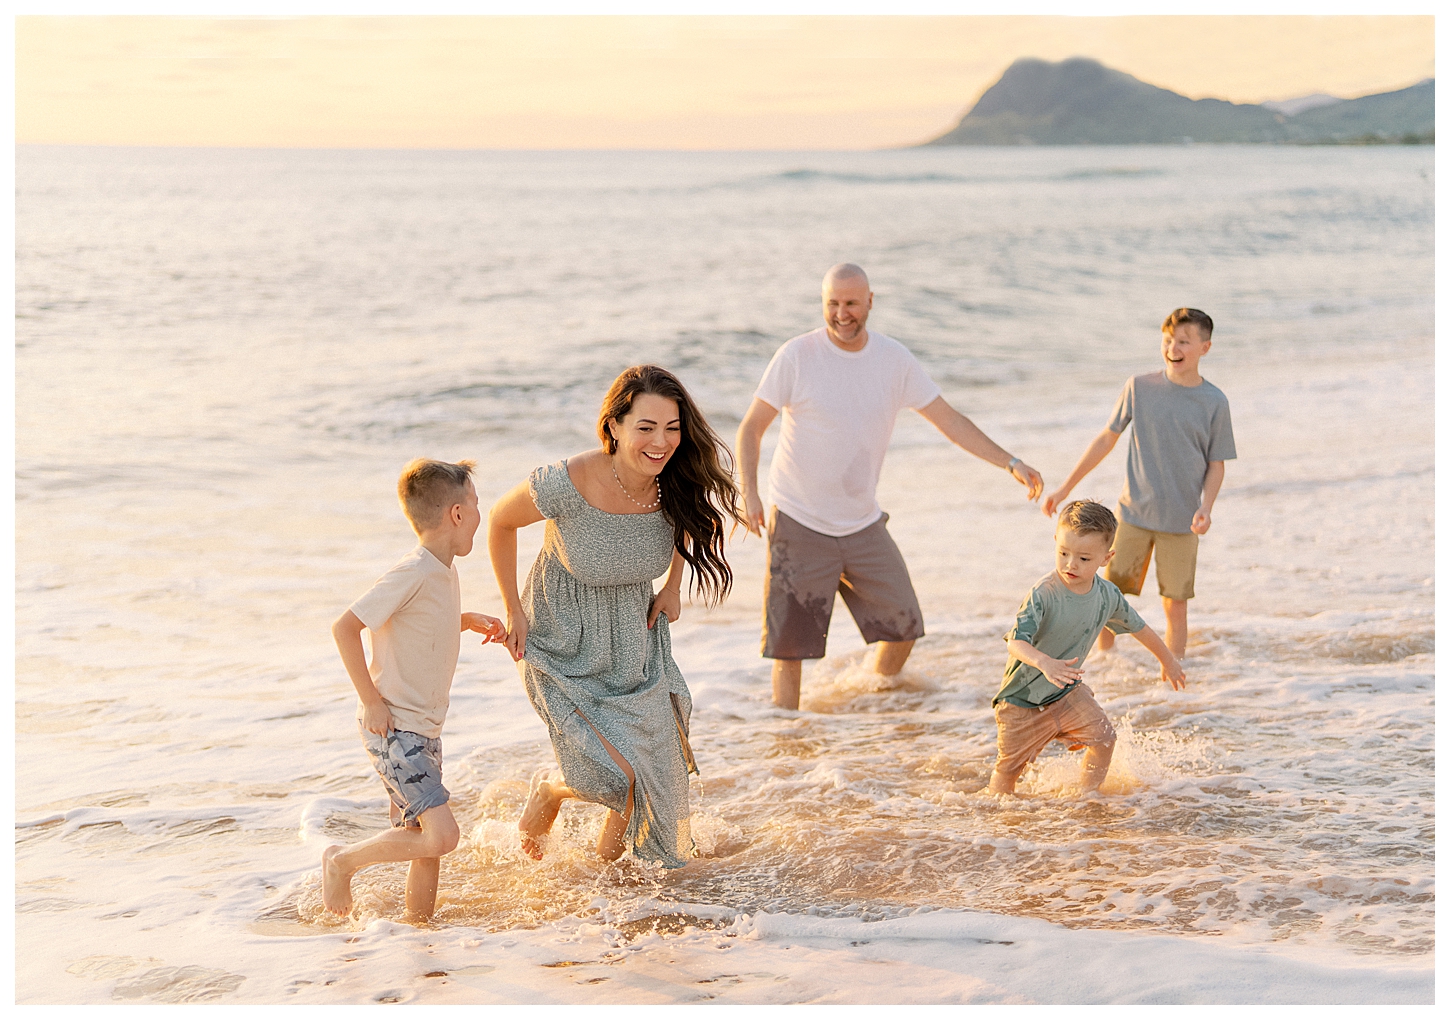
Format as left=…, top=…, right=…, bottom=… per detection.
left=1043, top=308, right=1236, bottom=658
left=991, top=501, right=1185, bottom=795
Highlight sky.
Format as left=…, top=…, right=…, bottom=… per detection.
left=14, top=15, right=1437, bottom=150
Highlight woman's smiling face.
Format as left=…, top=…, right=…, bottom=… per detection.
left=611, top=392, right=681, bottom=476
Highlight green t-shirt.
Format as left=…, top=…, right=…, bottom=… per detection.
left=995, top=572, right=1146, bottom=709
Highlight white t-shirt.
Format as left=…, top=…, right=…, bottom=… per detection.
left=753, top=327, right=941, bottom=537
left=349, top=546, right=461, bottom=739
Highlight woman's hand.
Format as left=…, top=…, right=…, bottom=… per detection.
left=648, top=586, right=681, bottom=629
left=503, top=609, right=529, bottom=662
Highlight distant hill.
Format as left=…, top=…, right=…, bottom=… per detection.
left=923, top=58, right=1433, bottom=145
left=1281, top=79, right=1434, bottom=143
left=1262, top=93, right=1342, bottom=117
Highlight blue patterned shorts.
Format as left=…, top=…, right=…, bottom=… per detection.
left=359, top=724, right=450, bottom=827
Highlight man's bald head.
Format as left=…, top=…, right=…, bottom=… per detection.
left=820, top=263, right=873, bottom=350
left=822, top=263, right=870, bottom=291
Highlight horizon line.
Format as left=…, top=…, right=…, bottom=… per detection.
left=16, top=139, right=1436, bottom=153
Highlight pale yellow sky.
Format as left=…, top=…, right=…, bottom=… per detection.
left=15, top=16, right=1435, bottom=149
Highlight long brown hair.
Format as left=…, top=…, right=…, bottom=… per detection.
left=598, top=365, right=743, bottom=605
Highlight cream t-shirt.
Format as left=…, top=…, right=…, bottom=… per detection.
left=754, top=327, right=941, bottom=537
left=349, top=546, right=461, bottom=739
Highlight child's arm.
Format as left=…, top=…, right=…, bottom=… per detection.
left=461, top=612, right=506, bottom=642
left=1128, top=625, right=1186, bottom=690
left=332, top=610, right=393, bottom=735
left=1191, top=461, right=1225, bottom=535
left=1043, top=427, right=1121, bottom=516
left=487, top=480, right=546, bottom=662
left=1005, top=639, right=1084, bottom=689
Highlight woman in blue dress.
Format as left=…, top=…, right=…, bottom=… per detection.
left=487, top=365, right=741, bottom=868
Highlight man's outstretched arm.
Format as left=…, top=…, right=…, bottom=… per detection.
left=735, top=397, right=779, bottom=536
left=917, top=396, right=1043, bottom=500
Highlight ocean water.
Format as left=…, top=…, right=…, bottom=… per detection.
left=14, top=144, right=1434, bottom=1004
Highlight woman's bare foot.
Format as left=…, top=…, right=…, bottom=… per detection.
left=518, top=771, right=565, bottom=860
left=320, top=845, right=354, bottom=916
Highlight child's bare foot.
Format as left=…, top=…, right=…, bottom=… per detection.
left=321, top=845, right=354, bottom=916
left=518, top=771, right=563, bottom=860
left=987, top=772, right=1018, bottom=796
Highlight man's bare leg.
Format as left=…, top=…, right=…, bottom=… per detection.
left=772, top=659, right=802, bottom=710
left=1096, top=627, right=1116, bottom=652
left=321, top=803, right=460, bottom=917
left=1163, top=597, right=1188, bottom=658
left=871, top=639, right=914, bottom=676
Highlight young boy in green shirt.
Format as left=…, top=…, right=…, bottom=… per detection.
left=990, top=500, right=1185, bottom=796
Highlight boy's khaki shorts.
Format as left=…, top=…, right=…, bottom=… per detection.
left=992, top=684, right=1116, bottom=781
left=1106, top=519, right=1198, bottom=601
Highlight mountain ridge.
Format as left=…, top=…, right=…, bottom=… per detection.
left=923, top=58, right=1433, bottom=145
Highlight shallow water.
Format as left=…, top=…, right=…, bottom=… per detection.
left=15, top=144, right=1433, bottom=1003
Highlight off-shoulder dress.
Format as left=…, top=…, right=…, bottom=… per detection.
left=519, top=460, right=697, bottom=868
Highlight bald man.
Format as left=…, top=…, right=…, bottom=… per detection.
left=737, top=264, right=1043, bottom=709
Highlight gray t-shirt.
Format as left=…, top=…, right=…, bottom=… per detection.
left=995, top=572, right=1146, bottom=709
left=1107, top=371, right=1236, bottom=534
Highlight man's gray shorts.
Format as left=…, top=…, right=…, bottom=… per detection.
left=763, top=507, right=925, bottom=660
left=359, top=723, right=450, bottom=828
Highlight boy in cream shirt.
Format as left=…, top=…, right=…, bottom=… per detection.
left=323, top=459, right=504, bottom=920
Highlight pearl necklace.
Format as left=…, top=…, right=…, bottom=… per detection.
left=611, top=458, right=660, bottom=510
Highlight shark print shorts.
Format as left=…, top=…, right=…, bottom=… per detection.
left=359, top=723, right=450, bottom=827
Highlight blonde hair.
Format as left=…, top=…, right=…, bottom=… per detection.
left=397, top=458, right=475, bottom=532
left=1162, top=307, right=1213, bottom=339
left=1058, top=499, right=1117, bottom=546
